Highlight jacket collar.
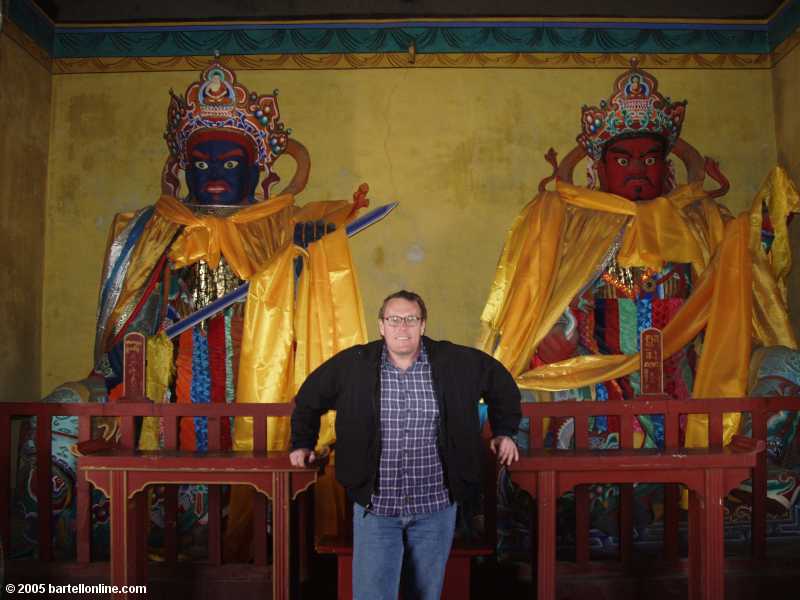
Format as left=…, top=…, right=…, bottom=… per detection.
left=366, top=335, right=438, bottom=364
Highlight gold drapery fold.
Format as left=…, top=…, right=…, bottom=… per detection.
left=685, top=215, right=751, bottom=447
left=140, top=332, right=176, bottom=451
left=477, top=190, right=630, bottom=376
left=748, top=166, right=800, bottom=301
left=100, top=209, right=181, bottom=354
left=751, top=245, right=797, bottom=348
left=561, top=182, right=713, bottom=274
left=231, top=243, right=298, bottom=451
left=294, top=227, right=369, bottom=451
left=156, top=194, right=294, bottom=280
left=478, top=191, right=568, bottom=375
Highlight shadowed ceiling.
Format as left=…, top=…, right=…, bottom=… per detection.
left=35, top=1, right=787, bottom=23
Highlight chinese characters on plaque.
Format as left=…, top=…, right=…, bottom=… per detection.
left=122, top=332, right=146, bottom=401
left=639, top=327, right=663, bottom=395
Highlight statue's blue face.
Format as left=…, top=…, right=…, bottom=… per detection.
left=185, top=139, right=259, bottom=205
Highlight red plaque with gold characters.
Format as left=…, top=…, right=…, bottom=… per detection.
left=123, top=332, right=146, bottom=401
left=640, top=327, right=663, bottom=395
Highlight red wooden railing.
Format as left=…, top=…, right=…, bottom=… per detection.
left=2, top=395, right=798, bottom=584
left=520, top=395, right=800, bottom=565
left=0, top=401, right=296, bottom=565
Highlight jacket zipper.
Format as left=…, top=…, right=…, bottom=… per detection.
left=368, top=346, right=382, bottom=503
left=427, top=338, right=451, bottom=494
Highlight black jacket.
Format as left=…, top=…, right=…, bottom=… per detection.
left=290, top=336, right=522, bottom=506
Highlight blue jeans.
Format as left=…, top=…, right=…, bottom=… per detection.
left=352, top=502, right=457, bottom=600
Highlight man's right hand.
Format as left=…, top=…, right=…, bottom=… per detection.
left=289, top=448, right=317, bottom=467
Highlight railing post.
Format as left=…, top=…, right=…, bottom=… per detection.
left=254, top=412, right=269, bottom=566
left=207, top=415, right=223, bottom=565
left=35, top=406, right=53, bottom=561
left=664, top=403, right=680, bottom=562
left=0, top=413, right=10, bottom=555
left=162, top=412, right=179, bottom=565
left=574, top=414, right=590, bottom=566
left=751, top=406, right=768, bottom=560
left=76, top=415, right=92, bottom=563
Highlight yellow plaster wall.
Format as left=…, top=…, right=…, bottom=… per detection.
left=773, top=43, right=800, bottom=339
left=774, top=45, right=800, bottom=184
left=42, top=66, right=777, bottom=392
left=0, top=33, right=50, bottom=400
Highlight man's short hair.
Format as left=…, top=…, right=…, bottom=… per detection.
left=378, top=290, right=428, bottom=321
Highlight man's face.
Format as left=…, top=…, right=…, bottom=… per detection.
left=597, top=135, right=668, bottom=201
left=378, top=298, right=425, bottom=359
left=185, top=138, right=259, bottom=205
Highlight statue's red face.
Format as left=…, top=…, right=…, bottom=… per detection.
left=597, top=135, right=668, bottom=201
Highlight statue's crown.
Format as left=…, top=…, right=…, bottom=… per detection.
left=577, top=60, right=687, bottom=160
left=164, top=62, right=289, bottom=171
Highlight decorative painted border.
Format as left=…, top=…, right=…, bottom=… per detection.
left=51, top=23, right=773, bottom=58
left=50, top=50, right=776, bottom=74
left=6, top=0, right=800, bottom=72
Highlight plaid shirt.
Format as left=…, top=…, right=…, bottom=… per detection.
left=370, top=345, right=451, bottom=516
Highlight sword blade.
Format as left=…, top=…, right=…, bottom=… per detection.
left=345, top=201, right=398, bottom=236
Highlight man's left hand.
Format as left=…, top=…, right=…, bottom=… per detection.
left=490, top=435, right=519, bottom=466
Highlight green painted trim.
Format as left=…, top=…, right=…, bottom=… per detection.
left=8, top=0, right=53, bottom=55
left=52, top=24, right=770, bottom=58
left=769, top=0, right=800, bottom=49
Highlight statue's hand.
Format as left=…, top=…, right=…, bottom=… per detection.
left=537, top=322, right=578, bottom=364
left=293, top=220, right=336, bottom=278
left=293, top=220, right=336, bottom=249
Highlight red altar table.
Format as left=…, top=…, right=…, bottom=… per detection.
left=79, top=449, right=318, bottom=600
left=509, top=398, right=766, bottom=600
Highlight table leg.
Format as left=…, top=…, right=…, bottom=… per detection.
left=537, top=470, right=556, bottom=600
left=339, top=554, right=353, bottom=600
left=688, top=488, right=701, bottom=600
left=272, top=472, right=291, bottom=600
left=110, top=471, right=143, bottom=600
left=701, top=468, right=725, bottom=600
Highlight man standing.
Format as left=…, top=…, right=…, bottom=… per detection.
left=291, top=290, right=521, bottom=599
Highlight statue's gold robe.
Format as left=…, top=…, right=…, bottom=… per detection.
left=479, top=168, right=799, bottom=448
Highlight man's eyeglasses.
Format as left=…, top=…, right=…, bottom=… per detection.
left=383, top=315, right=423, bottom=327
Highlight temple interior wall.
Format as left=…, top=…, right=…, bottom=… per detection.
left=774, top=43, right=800, bottom=340
left=36, top=65, right=781, bottom=392
left=0, top=32, right=50, bottom=400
